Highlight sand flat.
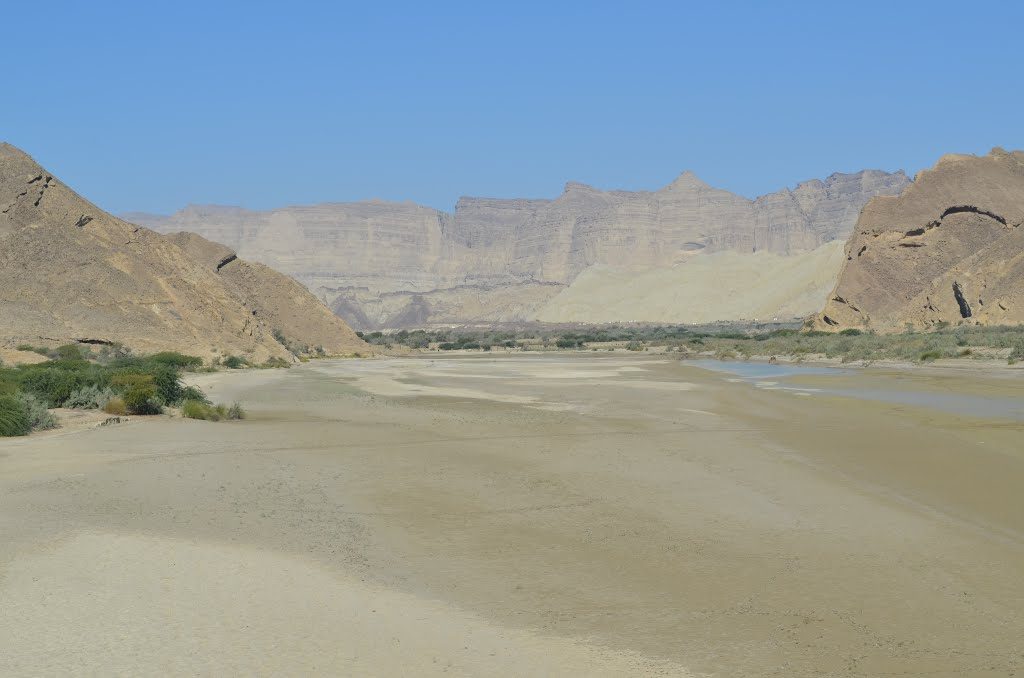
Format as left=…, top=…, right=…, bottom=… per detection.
left=2, top=355, right=1022, bottom=676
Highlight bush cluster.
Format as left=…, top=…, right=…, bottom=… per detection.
left=0, top=348, right=213, bottom=434
left=351, top=322, right=1024, bottom=363
left=64, top=385, right=117, bottom=410
left=181, top=400, right=245, bottom=421
left=272, top=328, right=326, bottom=357
left=0, top=394, right=31, bottom=436
left=19, top=393, right=58, bottom=431
left=220, top=355, right=249, bottom=369
left=0, top=392, right=57, bottom=436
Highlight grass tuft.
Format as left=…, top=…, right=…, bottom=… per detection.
left=103, top=398, right=127, bottom=416
left=181, top=400, right=245, bottom=422
left=0, top=394, right=31, bottom=436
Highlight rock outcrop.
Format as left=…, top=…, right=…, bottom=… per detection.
left=815, top=149, right=1024, bottom=331
left=0, top=143, right=367, bottom=360
left=127, top=169, right=910, bottom=329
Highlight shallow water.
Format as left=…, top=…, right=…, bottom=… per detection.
left=833, top=387, right=1024, bottom=421
left=687, top=359, right=1024, bottom=421
left=686, top=359, right=846, bottom=380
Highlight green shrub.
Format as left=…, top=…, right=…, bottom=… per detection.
left=123, top=385, right=162, bottom=415
left=919, top=350, right=942, bottom=362
left=0, top=394, right=31, bottom=436
left=182, top=400, right=244, bottom=421
left=108, top=361, right=184, bottom=404
left=839, top=328, right=863, bottom=336
left=146, top=352, right=204, bottom=369
left=148, top=365, right=184, bottom=403
left=625, top=340, right=644, bottom=351
left=182, top=399, right=222, bottom=420
left=110, top=373, right=154, bottom=390
left=65, top=385, right=117, bottom=410
left=18, top=392, right=57, bottom=431
left=178, top=385, right=210, bottom=404
left=54, top=344, right=85, bottom=361
left=221, top=355, right=249, bottom=369
left=18, top=367, right=91, bottom=407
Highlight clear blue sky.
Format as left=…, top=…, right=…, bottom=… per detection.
left=6, top=1, right=1023, bottom=214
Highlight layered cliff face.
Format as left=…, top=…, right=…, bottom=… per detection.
left=0, top=144, right=367, bottom=360
left=815, top=149, right=1024, bottom=332
left=127, top=168, right=910, bottom=328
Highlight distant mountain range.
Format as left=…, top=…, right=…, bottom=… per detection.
left=126, top=169, right=910, bottom=329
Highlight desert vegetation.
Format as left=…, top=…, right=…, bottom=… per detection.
left=0, top=345, right=212, bottom=436
left=356, top=323, right=1024, bottom=365
left=181, top=399, right=246, bottom=421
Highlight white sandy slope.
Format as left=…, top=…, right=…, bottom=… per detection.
left=535, top=241, right=846, bottom=324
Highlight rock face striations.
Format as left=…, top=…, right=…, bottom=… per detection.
left=0, top=144, right=367, bottom=360
left=816, top=149, right=1024, bottom=331
left=127, top=170, right=910, bottom=329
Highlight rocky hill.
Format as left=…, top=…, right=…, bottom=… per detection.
left=126, top=169, right=909, bottom=328
left=815, top=149, right=1024, bottom=331
left=0, top=144, right=367, bottom=361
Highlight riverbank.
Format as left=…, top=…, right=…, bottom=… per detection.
left=361, top=323, right=1024, bottom=368
left=2, top=355, right=1022, bottom=676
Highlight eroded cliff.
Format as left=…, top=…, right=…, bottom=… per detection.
left=816, top=149, right=1024, bottom=331
left=127, top=169, right=910, bottom=328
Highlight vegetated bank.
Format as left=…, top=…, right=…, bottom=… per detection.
left=0, top=343, right=246, bottom=437
left=356, top=323, right=1024, bottom=366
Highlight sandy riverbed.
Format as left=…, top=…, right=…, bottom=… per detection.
left=2, top=355, right=1022, bottom=676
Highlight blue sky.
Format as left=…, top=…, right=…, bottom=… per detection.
left=5, top=1, right=1023, bottom=214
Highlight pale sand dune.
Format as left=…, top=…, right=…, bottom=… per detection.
left=536, top=241, right=845, bottom=323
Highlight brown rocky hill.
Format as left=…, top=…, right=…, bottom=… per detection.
left=815, top=149, right=1024, bottom=331
left=0, top=143, right=367, bottom=361
left=126, top=170, right=909, bottom=329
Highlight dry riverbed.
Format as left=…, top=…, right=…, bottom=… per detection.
left=1, top=355, right=1022, bottom=676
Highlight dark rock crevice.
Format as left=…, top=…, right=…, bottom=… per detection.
left=905, top=204, right=1010, bottom=238
left=952, top=281, right=972, bottom=318
left=940, top=204, right=1006, bottom=225
left=832, top=295, right=861, bottom=313
left=32, top=176, right=53, bottom=207
left=216, top=253, right=238, bottom=271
